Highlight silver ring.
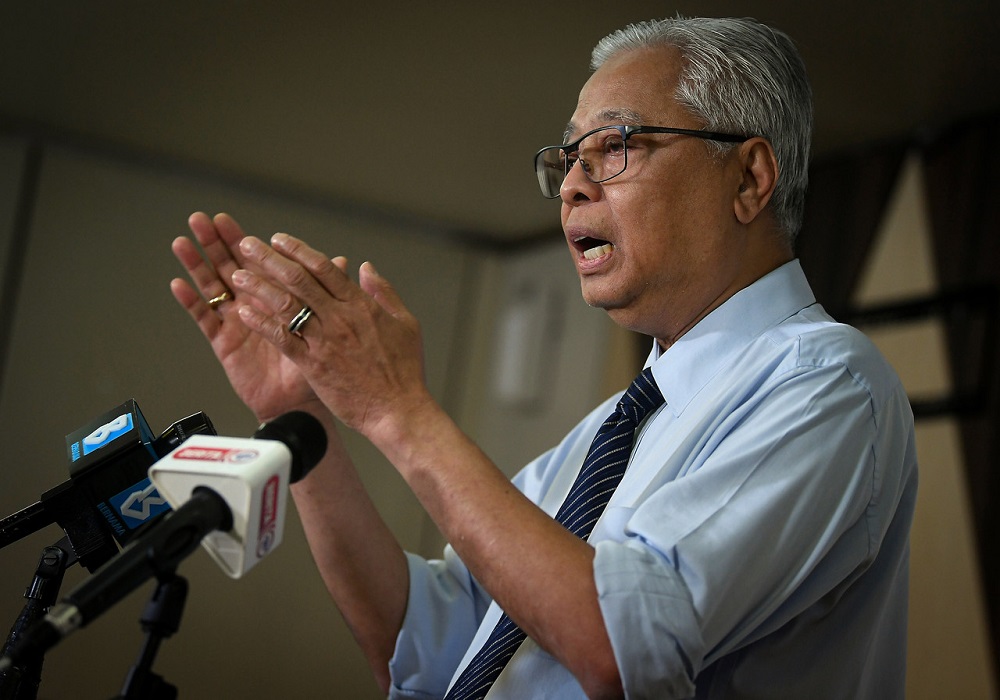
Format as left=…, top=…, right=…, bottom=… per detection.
left=287, top=306, right=314, bottom=337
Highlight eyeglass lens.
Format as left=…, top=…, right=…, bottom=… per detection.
left=535, top=126, right=627, bottom=198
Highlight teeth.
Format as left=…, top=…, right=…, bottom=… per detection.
left=583, top=243, right=613, bottom=260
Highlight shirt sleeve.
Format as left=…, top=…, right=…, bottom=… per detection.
left=388, top=442, right=578, bottom=698
left=594, top=350, right=914, bottom=697
left=388, top=549, right=489, bottom=698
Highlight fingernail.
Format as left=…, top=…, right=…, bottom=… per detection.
left=271, top=232, right=289, bottom=248
left=237, top=305, right=255, bottom=323
left=231, top=269, right=249, bottom=285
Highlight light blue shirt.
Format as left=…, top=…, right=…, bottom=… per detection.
left=389, top=260, right=918, bottom=699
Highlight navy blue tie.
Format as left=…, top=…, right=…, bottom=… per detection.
left=444, top=368, right=664, bottom=699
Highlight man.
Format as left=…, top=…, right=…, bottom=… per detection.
left=171, top=16, right=917, bottom=699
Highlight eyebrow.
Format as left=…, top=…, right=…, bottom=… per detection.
left=563, top=108, right=645, bottom=143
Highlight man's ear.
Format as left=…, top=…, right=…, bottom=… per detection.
left=734, top=138, right=779, bottom=225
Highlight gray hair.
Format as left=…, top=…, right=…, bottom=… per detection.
left=591, top=17, right=813, bottom=242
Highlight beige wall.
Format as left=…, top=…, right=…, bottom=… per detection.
left=0, top=136, right=26, bottom=287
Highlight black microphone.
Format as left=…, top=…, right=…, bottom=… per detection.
left=0, top=411, right=327, bottom=670
left=0, top=400, right=215, bottom=571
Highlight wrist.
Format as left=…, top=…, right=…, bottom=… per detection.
left=255, top=398, right=337, bottom=440
left=363, top=391, right=448, bottom=470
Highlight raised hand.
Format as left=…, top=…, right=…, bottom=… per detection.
left=170, top=212, right=327, bottom=422
left=227, top=232, right=432, bottom=440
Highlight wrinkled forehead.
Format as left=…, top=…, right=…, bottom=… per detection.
left=562, top=108, right=642, bottom=143
left=564, top=46, right=685, bottom=142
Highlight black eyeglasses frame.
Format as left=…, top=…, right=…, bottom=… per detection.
left=534, top=124, right=754, bottom=199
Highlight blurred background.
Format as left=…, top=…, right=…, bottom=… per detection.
left=1, top=1, right=998, bottom=698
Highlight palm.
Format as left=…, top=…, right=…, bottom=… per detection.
left=171, top=212, right=318, bottom=422
left=213, top=306, right=315, bottom=421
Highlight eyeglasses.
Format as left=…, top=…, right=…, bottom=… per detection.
left=534, top=124, right=752, bottom=199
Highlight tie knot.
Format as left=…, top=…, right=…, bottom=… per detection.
left=616, top=367, right=664, bottom=424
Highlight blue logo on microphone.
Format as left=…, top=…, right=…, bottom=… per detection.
left=109, top=478, right=171, bottom=529
left=81, top=413, right=134, bottom=456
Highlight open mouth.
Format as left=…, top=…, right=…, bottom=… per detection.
left=573, top=236, right=614, bottom=260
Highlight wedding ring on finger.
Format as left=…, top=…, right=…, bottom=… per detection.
left=288, top=306, right=314, bottom=338
left=207, top=290, right=234, bottom=309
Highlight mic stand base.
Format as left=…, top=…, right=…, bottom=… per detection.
left=114, top=573, right=187, bottom=700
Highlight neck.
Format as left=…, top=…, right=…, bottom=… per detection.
left=655, top=237, right=793, bottom=351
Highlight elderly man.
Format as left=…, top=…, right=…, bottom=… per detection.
left=171, top=16, right=917, bottom=700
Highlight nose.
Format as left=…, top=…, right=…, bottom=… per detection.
left=559, top=159, right=601, bottom=206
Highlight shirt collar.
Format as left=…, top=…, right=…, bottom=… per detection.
left=644, top=259, right=817, bottom=415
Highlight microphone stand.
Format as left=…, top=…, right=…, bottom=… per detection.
left=0, top=538, right=190, bottom=700
left=114, top=571, right=187, bottom=700
left=0, top=537, right=75, bottom=700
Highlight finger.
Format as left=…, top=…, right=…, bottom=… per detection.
left=230, top=268, right=307, bottom=324
left=172, top=233, right=232, bottom=308
left=212, top=212, right=248, bottom=247
left=239, top=234, right=357, bottom=310
left=170, top=277, right=223, bottom=341
left=236, top=302, right=309, bottom=360
left=269, top=233, right=360, bottom=303
left=178, top=213, right=237, bottom=306
left=359, top=262, right=412, bottom=321
left=187, top=212, right=247, bottom=292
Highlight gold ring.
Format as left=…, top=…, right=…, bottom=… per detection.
left=208, top=290, right=234, bottom=309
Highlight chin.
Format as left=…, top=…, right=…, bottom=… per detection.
left=588, top=295, right=634, bottom=324
left=595, top=295, right=660, bottom=337
left=580, top=277, right=621, bottom=308
left=603, top=305, right=641, bottom=328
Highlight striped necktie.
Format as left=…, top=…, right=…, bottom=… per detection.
left=444, top=367, right=664, bottom=700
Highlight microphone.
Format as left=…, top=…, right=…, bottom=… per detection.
left=0, top=411, right=327, bottom=670
left=148, top=410, right=327, bottom=578
left=0, top=400, right=216, bottom=571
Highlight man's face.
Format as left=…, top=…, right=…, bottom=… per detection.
left=560, top=46, right=748, bottom=345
